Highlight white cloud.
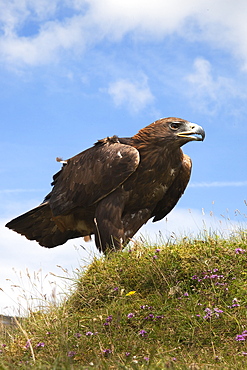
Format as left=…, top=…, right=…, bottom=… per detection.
left=184, top=57, right=242, bottom=113
left=0, top=217, right=99, bottom=316
left=107, top=77, right=154, bottom=113
left=190, top=181, right=247, bottom=188
left=136, top=207, right=247, bottom=244
left=1, top=1, right=247, bottom=68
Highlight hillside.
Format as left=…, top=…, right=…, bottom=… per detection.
left=1, top=232, right=247, bottom=369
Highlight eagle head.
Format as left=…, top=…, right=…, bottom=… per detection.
left=134, top=117, right=205, bottom=148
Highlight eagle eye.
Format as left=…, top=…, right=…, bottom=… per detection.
left=169, top=122, right=179, bottom=130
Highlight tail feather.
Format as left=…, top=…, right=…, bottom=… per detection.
left=5, top=202, right=82, bottom=248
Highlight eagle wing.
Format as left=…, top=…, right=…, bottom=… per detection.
left=48, top=137, right=140, bottom=216
left=152, top=154, right=192, bottom=222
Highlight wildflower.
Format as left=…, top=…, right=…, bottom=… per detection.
left=139, top=330, right=147, bottom=337
left=214, top=307, right=224, bottom=313
left=105, top=315, right=112, bottom=322
left=140, top=305, right=148, bottom=309
left=235, top=334, right=246, bottom=341
left=235, top=330, right=247, bottom=341
left=228, top=298, right=241, bottom=308
left=144, top=356, right=149, bottom=361
left=113, top=287, right=119, bottom=291
left=155, top=249, right=161, bottom=253
left=203, top=307, right=224, bottom=320
left=74, top=333, right=82, bottom=338
left=203, top=308, right=213, bottom=320
left=102, top=349, right=112, bottom=357
left=153, top=255, right=158, bottom=259
left=155, top=315, right=164, bottom=319
left=125, top=352, right=131, bottom=357
left=25, top=340, right=31, bottom=349
left=235, top=248, right=246, bottom=254
left=36, top=342, right=45, bottom=348
left=126, top=291, right=136, bottom=296
left=127, top=313, right=135, bottom=318
left=46, top=331, right=51, bottom=335
left=68, top=351, right=76, bottom=357
left=85, top=331, right=94, bottom=336
left=184, top=292, right=189, bottom=297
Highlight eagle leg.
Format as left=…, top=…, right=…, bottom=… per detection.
left=94, top=190, right=126, bottom=253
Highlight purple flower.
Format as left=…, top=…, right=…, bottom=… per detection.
left=85, top=331, right=94, bottom=336
left=184, top=292, right=189, bottom=297
left=74, top=333, right=82, bottom=338
left=68, top=351, right=76, bottom=357
left=25, top=340, right=31, bottom=349
left=236, top=330, right=247, bottom=341
left=235, top=248, right=246, bottom=254
left=113, top=287, right=119, bottom=291
left=127, top=313, right=135, bottom=318
left=236, top=335, right=246, bottom=341
left=156, top=315, right=164, bottom=319
left=203, top=307, right=223, bottom=320
left=229, top=298, right=240, bottom=308
left=125, top=352, right=131, bottom=357
left=155, top=249, right=161, bottom=253
left=36, top=342, right=45, bottom=348
left=203, top=308, right=213, bottom=320
left=106, top=315, right=113, bottom=322
left=144, top=356, right=149, bottom=361
left=102, top=349, right=112, bottom=357
left=153, top=255, right=158, bottom=259
left=214, top=308, right=224, bottom=314
left=139, top=330, right=147, bottom=337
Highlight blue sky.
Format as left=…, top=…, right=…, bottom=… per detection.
left=1, top=0, right=247, bottom=314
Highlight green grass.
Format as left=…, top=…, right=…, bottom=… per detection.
left=1, top=231, right=247, bottom=369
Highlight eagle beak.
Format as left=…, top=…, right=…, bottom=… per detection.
left=177, top=123, right=205, bottom=141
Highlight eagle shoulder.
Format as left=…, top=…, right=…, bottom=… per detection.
left=48, top=136, right=140, bottom=216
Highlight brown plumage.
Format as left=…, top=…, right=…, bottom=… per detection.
left=6, top=117, right=205, bottom=253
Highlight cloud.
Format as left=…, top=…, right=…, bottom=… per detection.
left=1, top=1, right=247, bottom=68
left=0, top=216, right=99, bottom=315
left=0, top=15, right=87, bottom=65
left=190, top=181, right=247, bottom=188
left=107, top=77, right=154, bottom=113
left=184, top=57, right=237, bottom=113
left=136, top=207, right=247, bottom=244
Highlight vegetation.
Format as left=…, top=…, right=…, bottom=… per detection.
left=1, top=231, right=247, bottom=369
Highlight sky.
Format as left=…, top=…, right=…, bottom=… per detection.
left=1, top=0, right=247, bottom=315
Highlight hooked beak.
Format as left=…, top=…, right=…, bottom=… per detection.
left=176, top=123, right=205, bottom=141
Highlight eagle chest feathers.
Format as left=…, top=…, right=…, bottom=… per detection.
left=122, top=147, right=182, bottom=210
left=5, top=117, right=205, bottom=254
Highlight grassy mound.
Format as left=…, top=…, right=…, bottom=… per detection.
left=1, top=232, right=247, bottom=369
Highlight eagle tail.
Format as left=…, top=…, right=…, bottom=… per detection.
left=5, top=202, right=81, bottom=248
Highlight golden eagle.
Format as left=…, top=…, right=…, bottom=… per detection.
left=6, top=117, right=205, bottom=253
